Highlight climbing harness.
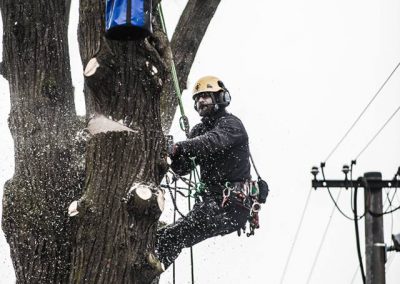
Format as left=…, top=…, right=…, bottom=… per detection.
left=157, top=4, right=190, bottom=138
left=219, top=181, right=262, bottom=237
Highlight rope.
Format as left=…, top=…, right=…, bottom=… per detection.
left=172, top=179, right=177, bottom=284
left=279, top=188, right=313, bottom=284
left=157, top=3, right=190, bottom=137
left=165, top=176, right=185, bottom=218
left=164, top=169, right=200, bottom=284
left=188, top=172, right=195, bottom=284
left=324, top=61, right=400, bottom=163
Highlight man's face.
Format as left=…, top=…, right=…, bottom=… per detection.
left=195, top=93, right=214, bottom=117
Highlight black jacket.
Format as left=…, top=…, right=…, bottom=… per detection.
left=171, top=110, right=251, bottom=194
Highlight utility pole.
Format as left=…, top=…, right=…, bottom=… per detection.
left=311, top=168, right=400, bottom=284
left=364, top=172, right=385, bottom=284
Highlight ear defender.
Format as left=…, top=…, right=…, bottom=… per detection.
left=217, top=80, right=231, bottom=106
left=221, top=91, right=231, bottom=106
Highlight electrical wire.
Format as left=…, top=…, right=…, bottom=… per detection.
left=386, top=254, right=396, bottom=271
left=306, top=189, right=341, bottom=284
left=279, top=188, right=313, bottom=284
left=324, top=61, right=400, bottom=163
left=368, top=201, right=400, bottom=216
left=388, top=189, right=394, bottom=256
left=350, top=265, right=360, bottom=284
left=349, top=171, right=400, bottom=284
left=381, top=187, right=399, bottom=215
left=350, top=160, right=358, bottom=213
left=367, top=169, right=400, bottom=216
left=321, top=165, right=363, bottom=221
left=326, top=187, right=362, bottom=221
left=355, top=104, right=400, bottom=160
left=353, top=182, right=366, bottom=284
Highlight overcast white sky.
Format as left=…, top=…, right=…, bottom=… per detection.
left=1, top=0, right=400, bottom=283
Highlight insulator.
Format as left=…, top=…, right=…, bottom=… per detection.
left=342, top=164, right=350, bottom=175
left=311, top=166, right=319, bottom=177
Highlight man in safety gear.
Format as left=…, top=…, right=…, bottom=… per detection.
left=156, top=75, right=251, bottom=269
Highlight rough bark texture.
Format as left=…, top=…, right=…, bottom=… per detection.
left=0, top=0, right=84, bottom=283
left=70, top=1, right=168, bottom=283
left=1, top=0, right=221, bottom=283
left=69, top=132, right=164, bottom=283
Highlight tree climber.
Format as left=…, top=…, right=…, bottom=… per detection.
left=156, top=75, right=252, bottom=269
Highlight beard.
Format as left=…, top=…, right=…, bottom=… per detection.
left=197, top=102, right=215, bottom=117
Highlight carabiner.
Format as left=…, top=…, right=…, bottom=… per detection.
left=223, top=187, right=231, bottom=199
left=221, top=187, right=231, bottom=208
left=250, top=202, right=261, bottom=214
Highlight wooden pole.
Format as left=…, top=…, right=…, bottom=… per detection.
left=364, top=172, right=386, bottom=284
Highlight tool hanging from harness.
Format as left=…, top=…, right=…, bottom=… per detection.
left=220, top=153, right=269, bottom=237
left=105, top=0, right=153, bottom=40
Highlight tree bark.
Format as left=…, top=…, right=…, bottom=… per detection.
left=1, top=0, right=221, bottom=283
left=70, top=1, right=168, bottom=282
left=0, top=0, right=84, bottom=283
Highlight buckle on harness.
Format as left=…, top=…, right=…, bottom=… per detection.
left=221, top=185, right=232, bottom=208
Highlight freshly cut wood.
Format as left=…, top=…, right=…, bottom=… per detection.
left=68, top=200, right=79, bottom=217
left=84, top=57, right=100, bottom=77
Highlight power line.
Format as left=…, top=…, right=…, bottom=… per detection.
left=279, top=188, right=313, bottom=284
left=324, top=61, right=400, bottom=163
left=355, top=104, right=400, bottom=160
left=306, top=190, right=341, bottom=284
left=321, top=164, right=363, bottom=221
left=353, top=182, right=366, bottom=284
left=386, top=253, right=396, bottom=271
left=350, top=264, right=360, bottom=284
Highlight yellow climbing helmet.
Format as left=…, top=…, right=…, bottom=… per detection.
left=192, top=76, right=226, bottom=98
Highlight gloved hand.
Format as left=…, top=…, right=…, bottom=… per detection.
left=168, top=143, right=182, bottom=158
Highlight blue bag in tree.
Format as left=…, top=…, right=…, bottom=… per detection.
left=105, top=0, right=152, bottom=40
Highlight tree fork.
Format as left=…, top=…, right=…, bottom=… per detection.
left=0, top=0, right=222, bottom=282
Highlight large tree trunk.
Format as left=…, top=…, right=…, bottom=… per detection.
left=69, top=1, right=168, bottom=282
left=0, top=0, right=83, bottom=283
left=1, top=0, right=222, bottom=283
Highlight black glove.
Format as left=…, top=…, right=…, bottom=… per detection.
left=168, top=143, right=182, bottom=158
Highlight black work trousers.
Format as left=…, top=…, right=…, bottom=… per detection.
left=155, top=195, right=249, bottom=269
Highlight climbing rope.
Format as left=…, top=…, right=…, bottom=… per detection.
left=157, top=3, right=190, bottom=138
left=161, top=153, right=204, bottom=284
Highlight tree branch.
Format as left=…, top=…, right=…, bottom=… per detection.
left=171, top=0, right=222, bottom=88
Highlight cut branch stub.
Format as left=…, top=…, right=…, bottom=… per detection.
left=83, top=40, right=117, bottom=108
left=70, top=131, right=164, bottom=283
left=68, top=200, right=79, bottom=217
left=87, top=113, right=137, bottom=135
left=127, top=183, right=164, bottom=218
